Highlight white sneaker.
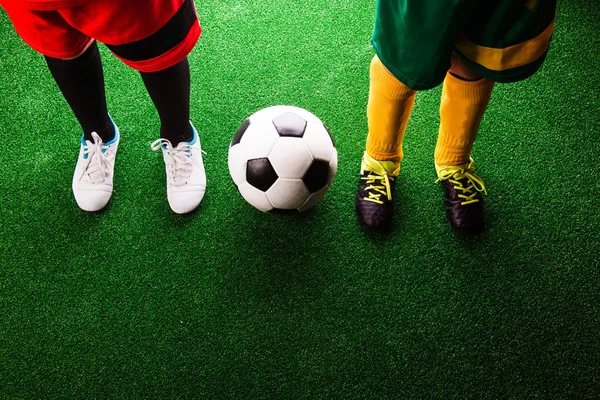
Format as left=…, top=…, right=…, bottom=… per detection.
left=72, top=123, right=120, bottom=212
left=151, top=123, right=206, bottom=214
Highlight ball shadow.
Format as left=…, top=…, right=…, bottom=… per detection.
left=222, top=202, right=337, bottom=305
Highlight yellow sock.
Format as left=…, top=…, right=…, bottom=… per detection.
left=435, top=72, right=495, bottom=166
left=365, top=55, right=417, bottom=164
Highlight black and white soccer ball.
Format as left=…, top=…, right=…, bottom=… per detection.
left=228, top=105, right=337, bottom=212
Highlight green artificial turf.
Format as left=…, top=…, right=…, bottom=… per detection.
left=1, top=0, right=599, bottom=398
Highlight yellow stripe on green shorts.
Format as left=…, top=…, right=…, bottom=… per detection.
left=455, top=19, right=555, bottom=72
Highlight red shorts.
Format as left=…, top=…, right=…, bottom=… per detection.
left=1, top=0, right=201, bottom=72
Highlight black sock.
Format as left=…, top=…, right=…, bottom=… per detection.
left=140, top=58, right=193, bottom=147
left=45, top=41, right=115, bottom=143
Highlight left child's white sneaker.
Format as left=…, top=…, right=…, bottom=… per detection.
left=151, top=123, right=206, bottom=214
left=72, top=122, right=120, bottom=212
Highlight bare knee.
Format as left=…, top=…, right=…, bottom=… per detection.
left=449, top=53, right=482, bottom=80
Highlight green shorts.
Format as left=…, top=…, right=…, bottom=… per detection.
left=372, top=0, right=556, bottom=90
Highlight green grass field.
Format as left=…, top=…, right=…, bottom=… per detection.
left=1, top=1, right=599, bottom=398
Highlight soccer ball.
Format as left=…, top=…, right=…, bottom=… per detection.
left=228, top=105, right=338, bottom=212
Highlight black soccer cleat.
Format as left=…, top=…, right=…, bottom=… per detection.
left=436, top=158, right=486, bottom=234
left=355, top=152, right=400, bottom=231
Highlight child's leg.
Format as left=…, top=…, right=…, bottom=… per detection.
left=47, top=42, right=121, bottom=212
left=366, top=55, right=417, bottom=165
left=434, top=53, right=494, bottom=167
left=46, top=41, right=121, bottom=213
left=433, top=54, right=494, bottom=233
left=45, top=40, right=120, bottom=212
left=139, top=58, right=193, bottom=147
left=2, top=4, right=119, bottom=211
left=356, top=55, right=417, bottom=231
left=45, top=41, right=115, bottom=143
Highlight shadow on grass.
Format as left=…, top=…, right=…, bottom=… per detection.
left=219, top=201, right=341, bottom=304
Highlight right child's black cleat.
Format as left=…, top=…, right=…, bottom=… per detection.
left=355, top=152, right=400, bottom=231
left=435, top=158, right=487, bottom=234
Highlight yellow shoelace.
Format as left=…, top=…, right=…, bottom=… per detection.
left=361, top=153, right=399, bottom=205
left=436, top=159, right=487, bottom=205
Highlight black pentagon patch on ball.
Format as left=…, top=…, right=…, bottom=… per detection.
left=231, top=118, right=250, bottom=147
left=272, top=112, right=307, bottom=137
left=303, top=159, right=330, bottom=193
left=247, top=158, right=278, bottom=191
